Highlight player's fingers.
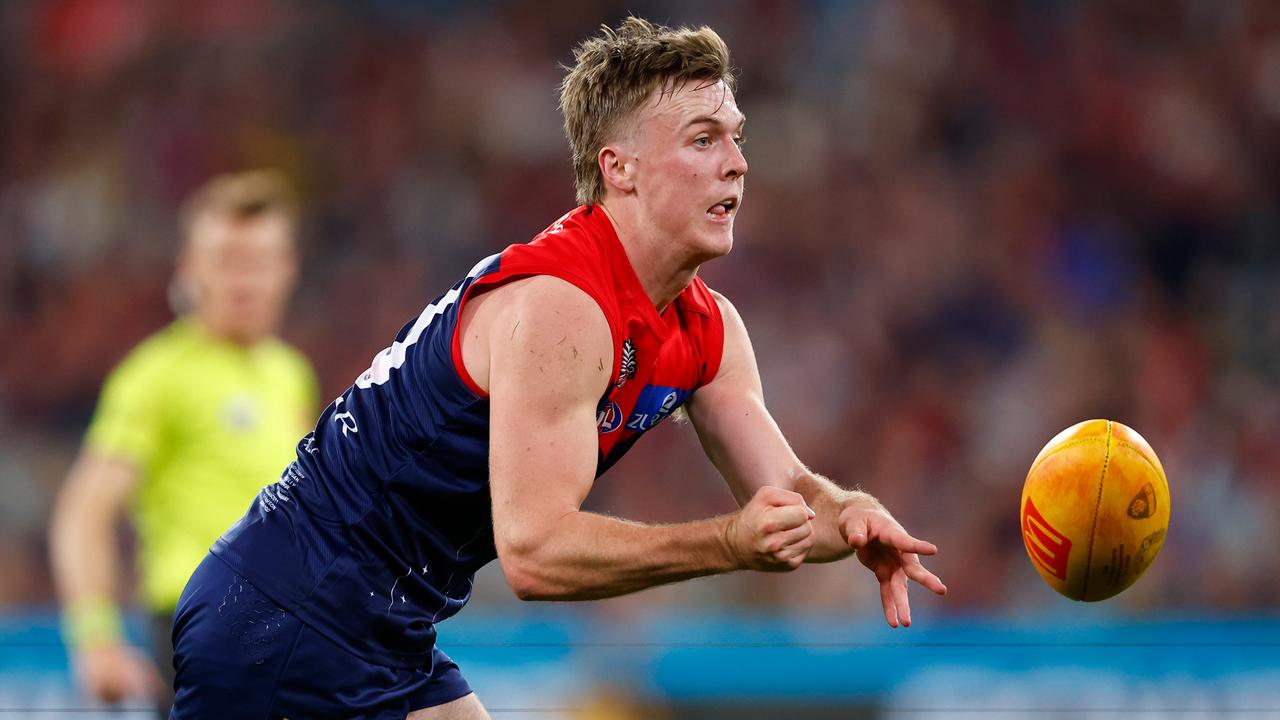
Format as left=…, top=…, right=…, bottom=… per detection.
left=875, top=523, right=938, bottom=556
left=761, top=525, right=813, bottom=563
left=879, top=573, right=899, bottom=628
left=755, top=485, right=808, bottom=509
left=903, top=553, right=948, bottom=595
left=775, top=530, right=815, bottom=560
left=770, top=521, right=813, bottom=549
left=762, top=504, right=814, bottom=533
left=776, top=545, right=808, bottom=566
left=892, top=568, right=912, bottom=628
left=844, top=515, right=871, bottom=549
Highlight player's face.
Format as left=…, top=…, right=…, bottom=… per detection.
left=184, top=212, right=297, bottom=345
left=628, top=79, right=747, bottom=259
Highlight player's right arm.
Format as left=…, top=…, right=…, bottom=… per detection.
left=470, top=275, right=816, bottom=600
left=49, top=450, right=163, bottom=702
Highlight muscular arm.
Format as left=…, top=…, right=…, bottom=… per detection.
left=684, top=293, right=859, bottom=561
left=687, top=292, right=947, bottom=625
left=472, top=276, right=812, bottom=601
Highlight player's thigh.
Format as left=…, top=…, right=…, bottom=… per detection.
left=407, top=692, right=490, bottom=720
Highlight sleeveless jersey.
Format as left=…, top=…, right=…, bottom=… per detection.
left=212, top=205, right=725, bottom=668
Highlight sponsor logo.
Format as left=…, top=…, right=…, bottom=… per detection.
left=597, top=401, right=623, bottom=433
left=616, top=339, right=637, bottom=389
left=261, top=461, right=307, bottom=513
left=1127, top=482, right=1156, bottom=519
left=625, top=385, right=690, bottom=433
left=1022, top=496, right=1072, bottom=581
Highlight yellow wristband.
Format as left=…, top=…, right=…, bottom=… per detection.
left=62, top=596, right=124, bottom=650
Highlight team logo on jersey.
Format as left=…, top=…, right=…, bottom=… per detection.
left=616, top=339, right=637, bottom=388
left=597, top=400, right=623, bottom=433
left=625, top=384, right=690, bottom=433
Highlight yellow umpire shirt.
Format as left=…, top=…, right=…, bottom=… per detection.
left=84, top=317, right=317, bottom=612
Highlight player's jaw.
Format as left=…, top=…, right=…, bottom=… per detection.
left=692, top=188, right=742, bottom=257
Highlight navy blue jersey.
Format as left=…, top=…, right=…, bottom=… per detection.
left=212, top=206, right=724, bottom=668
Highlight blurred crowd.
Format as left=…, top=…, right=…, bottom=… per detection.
left=2, top=0, right=1278, bottom=619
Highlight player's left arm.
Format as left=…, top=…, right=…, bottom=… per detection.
left=686, top=291, right=947, bottom=626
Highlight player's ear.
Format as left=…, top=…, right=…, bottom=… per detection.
left=599, top=144, right=636, bottom=195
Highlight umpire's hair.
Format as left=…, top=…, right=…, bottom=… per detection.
left=178, top=169, right=300, bottom=245
left=170, top=170, right=300, bottom=314
left=560, top=17, right=735, bottom=205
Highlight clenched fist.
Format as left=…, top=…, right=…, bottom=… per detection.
left=725, top=486, right=816, bottom=571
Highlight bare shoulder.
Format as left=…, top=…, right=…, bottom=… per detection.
left=707, top=288, right=741, bottom=323
left=460, top=275, right=613, bottom=397
left=478, top=275, right=611, bottom=352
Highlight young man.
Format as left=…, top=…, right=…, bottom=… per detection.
left=171, top=18, right=946, bottom=719
left=49, top=170, right=317, bottom=715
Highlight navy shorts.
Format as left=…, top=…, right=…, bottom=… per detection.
left=171, top=553, right=472, bottom=719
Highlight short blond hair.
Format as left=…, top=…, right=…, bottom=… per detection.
left=560, top=17, right=736, bottom=205
left=179, top=169, right=299, bottom=244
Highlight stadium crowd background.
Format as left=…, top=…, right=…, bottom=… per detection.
left=1, top=0, right=1278, bottom=643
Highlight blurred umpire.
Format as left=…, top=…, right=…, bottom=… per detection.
left=49, top=170, right=318, bottom=714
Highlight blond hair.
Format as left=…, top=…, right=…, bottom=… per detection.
left=179, top=169, right=299, bottom=244
left=560, top=17, right=736, bottom=205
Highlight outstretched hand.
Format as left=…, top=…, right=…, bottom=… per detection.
left=839, top=500, right=947, bottom=628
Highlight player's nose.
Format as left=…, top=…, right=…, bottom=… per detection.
left=724, top=142, right=748, bottom=180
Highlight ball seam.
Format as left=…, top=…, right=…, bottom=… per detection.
left=1025, top=437, right=1106, bottom=479
left=1080, top=420, right=1113, bottom=600
left=1113, top=440, right=1168, bottom=485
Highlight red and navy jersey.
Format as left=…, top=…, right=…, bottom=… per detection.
left=212, top=206, right=724, bottom=668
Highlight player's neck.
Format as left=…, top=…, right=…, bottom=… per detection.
left=597, top=202, right=701, bottom=314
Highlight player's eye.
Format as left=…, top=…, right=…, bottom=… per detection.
left=733, top=135, right=745, bottom=147
left=694, top=136, right=711, bottom=148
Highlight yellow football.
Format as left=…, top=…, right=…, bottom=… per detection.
left=1020, top=419, right=1171, bottom=601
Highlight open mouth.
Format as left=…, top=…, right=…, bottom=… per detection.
left=707, top=197, right=738, bottom=219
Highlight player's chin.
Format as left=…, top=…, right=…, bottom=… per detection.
left=697, top=220, right=735, bottom=257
